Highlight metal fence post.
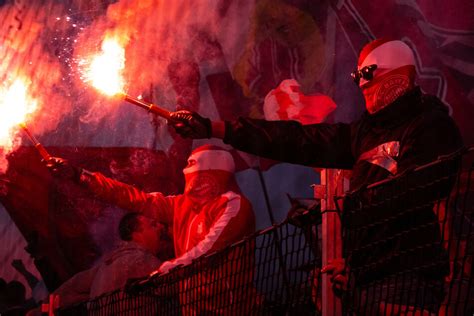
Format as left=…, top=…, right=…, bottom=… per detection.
left=316, top=169, right=346, bottom=316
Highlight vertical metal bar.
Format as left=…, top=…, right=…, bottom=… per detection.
left=319, top=169, right=343, bottom=316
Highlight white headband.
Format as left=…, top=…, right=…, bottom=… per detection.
left=183, top=149, right=235, bottom=174
left=359, top=40, right=415, bottom=70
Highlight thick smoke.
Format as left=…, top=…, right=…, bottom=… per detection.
left=76, top=0, right=224, bottom=89
left=72, top=0, right=254, bottom=126
left=0, top=0, right=76, bottom=171
left=0, top=0, right=323, bottom=171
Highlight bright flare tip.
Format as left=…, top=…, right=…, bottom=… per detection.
left=86, top=38, right=126, bottom=96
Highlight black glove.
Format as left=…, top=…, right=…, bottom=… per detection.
left=124, top=275, right=152, bottom=295
left=45, top=157, right=81, bottom=182
left=168, top=110, right=212, bottom=139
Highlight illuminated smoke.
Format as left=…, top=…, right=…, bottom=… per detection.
left=0, top=0, right=256, bottom=170
left=0, top=1, right=75, bottom=171
left=75, top=0, right=223, bottom=90
left=73, top=0, right=251, bottom=123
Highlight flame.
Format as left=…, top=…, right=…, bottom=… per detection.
left=84, top=37, right=126, bottom=96
left=0, top=78, right=37, bottom=150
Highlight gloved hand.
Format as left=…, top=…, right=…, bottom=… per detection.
left=45, top=157, right=81, bottom=181
left=124, top=275, right=152, bottom=295
left=286, top=194, right=320, bottom=227
left=168, top=110, right=212, bottom=139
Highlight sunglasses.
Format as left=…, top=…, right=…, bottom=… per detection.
left=351, top=64, right=378, bottom=85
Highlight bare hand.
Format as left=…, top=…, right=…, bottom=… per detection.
left=321, top=258, right=348, bottom=293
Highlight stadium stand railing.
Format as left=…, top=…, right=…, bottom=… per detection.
left=56, top=147, right=474, bottom=315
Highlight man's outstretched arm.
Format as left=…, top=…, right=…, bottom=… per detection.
left=45, top=158, right=174, bottom=224
left=168, top=110, right=355, bottom=169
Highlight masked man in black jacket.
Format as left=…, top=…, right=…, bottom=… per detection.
left=167, top=38, right=463, bottom=314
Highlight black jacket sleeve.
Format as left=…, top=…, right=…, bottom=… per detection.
left=223, top=118, right=355, bottom=169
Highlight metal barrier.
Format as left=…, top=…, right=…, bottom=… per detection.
left=55, top=147, right=474, bottom=315
left=57, top=219, right=321, bottom=316
left=340, top=147, right=474, bottom=315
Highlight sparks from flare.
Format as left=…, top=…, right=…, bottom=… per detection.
left=0, top=78, right=38, bottom=153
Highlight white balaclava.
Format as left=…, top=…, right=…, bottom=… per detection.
left=183, top=145, right=236, bottom=199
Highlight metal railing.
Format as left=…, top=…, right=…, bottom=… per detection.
left=54, top=147, right=474, bottom=315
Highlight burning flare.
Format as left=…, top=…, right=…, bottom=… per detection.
left=0, top=78, right=37, bottom=152
left=83, top=36, right=172, bottom=119
left=19, top=123, right=51, bottom=161
left=85, top=37, right=126, bottom=96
